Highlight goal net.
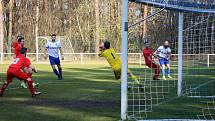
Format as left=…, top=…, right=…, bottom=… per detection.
left=35, top=36, right=76, bottom=63
left=122, top=0, right=215, bottom=120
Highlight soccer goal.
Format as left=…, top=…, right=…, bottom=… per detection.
left=121, top=0, right=215, bottom=120
left=35, top=36, right=76, bottom=63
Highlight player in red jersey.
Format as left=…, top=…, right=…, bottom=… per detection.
left=11, top=35, right=23, bottom=58
left=12, top=37, right=39, bottom=88
left=0, top=48, right=41, bottom=97
left=14, top=37, right=25, bottom=57
left=143, top=41, right=160, bottom=80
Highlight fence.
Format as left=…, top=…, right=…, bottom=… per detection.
left=0, top=53, right=214, bottom=67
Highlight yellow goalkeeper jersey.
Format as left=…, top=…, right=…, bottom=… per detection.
left=99, top=48, right=121, bottom=70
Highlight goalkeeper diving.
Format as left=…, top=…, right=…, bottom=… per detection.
left=99, top=40, right=143, bottom=89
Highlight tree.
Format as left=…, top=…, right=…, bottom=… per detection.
left=8, top=0, right=13, bottom=53
left=95, top=0, right=100, bottom=53
left=0, top=0, right=4, bottom=56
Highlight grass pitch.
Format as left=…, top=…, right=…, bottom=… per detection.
left=0, top=63, right=214, bottom=121
left=0, top=64, right=120, bottom=121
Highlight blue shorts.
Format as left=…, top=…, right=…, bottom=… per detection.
left=159, top=58, right=169, bottom=65
left=49, top=56, right=60, bottom=65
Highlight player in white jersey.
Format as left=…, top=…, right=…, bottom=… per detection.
left=155, top=41, right=172, bottom=80
left=44, top=34, right=64, bottom=80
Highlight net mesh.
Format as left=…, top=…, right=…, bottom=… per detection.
left=126, top=0, right=215, bottom=120
left=37, top=36, right=76, bottom=63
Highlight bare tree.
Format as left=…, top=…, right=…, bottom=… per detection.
left=0, top=0, right=4, bottom=55
left=8, top=0, right=13, bottom=53
left=95, top=0, right=100, bottom=53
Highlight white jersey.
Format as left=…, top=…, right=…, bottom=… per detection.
left=45, top=40, right=62, bottom=58
left=157, top=46, right=171, bottom=59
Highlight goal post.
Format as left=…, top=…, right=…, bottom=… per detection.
left=121, top=0, right=128, bottom=120
left=177, top=12, right=184, bottom=97
left=121, top=0, right=215, bottom=120
left=35, top=36, right=76, bottom=63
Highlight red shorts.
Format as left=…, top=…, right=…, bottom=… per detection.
left=7, top=68, right=30, bottom=81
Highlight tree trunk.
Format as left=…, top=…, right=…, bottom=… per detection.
left=0, top=0, right=4, bottom=55
left=142, top=5, right=148, bottom=39
left=95, top=0, right=100, bottom=53
left=8, top=0, right=14, bottom=53
left=113, top=0, right=118, bottom=49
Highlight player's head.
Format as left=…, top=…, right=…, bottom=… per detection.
left=19, top=47, right=27, bottom=57
left=104, top=40, right=110, bottom=49
left=164, top=41, right=169, bottom=48
left=144, top=41, right=150, bottom=48
left=51, top=34, right=56, bottom=42
left=17, top=35, right=22, bottom=40
left=18, top=37, right=25, bottom=46
left=143, top=38, right=150, bottom=48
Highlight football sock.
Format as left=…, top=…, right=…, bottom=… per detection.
left=26, top=79, right=35, bottom=95
left=162, top=68, right=165, bottom=76
left=53, top=69, right=60, bottom=78
left=167, top=68, right=170, bottom=75
left=58, top=67, right=62, bottom=78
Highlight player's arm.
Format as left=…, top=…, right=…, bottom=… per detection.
left=98, top=50, right=105, bottom=57
left=59, top=47, right=64, bottom=60
left=44, top=48, right=48, bottom=59
left=29, top=65, right=38, bottom=73
left=11, top=41, right=15, bottom=53
left=98, top=43, right=105, bottom=57
left=11, top=47, right=15, bottom=53
left=23, top=66, right=37, bottom=74
left=154, top=47, right=161, bottom=58
left=166, top=48, right=171, bottom=60
left=167, top=52, right=171, bottom=60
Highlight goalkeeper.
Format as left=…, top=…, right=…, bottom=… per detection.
left=99, top=40, right=141, bottom=86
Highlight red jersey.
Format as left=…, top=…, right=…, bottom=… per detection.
left=143, top=48, right=154, bottom=64
left=9, top=55, right=31, bottom=70
left=11, top=40, right=19, bottom=48
left=14, top=44, right=22, bottom=57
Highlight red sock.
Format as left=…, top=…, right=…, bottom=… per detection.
left=26, top=79, right=35, bottom=95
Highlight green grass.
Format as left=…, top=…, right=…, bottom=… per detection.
left=127, top=64, right=215, bottom=120
left=0, top=64, right=214, bottom=121
left=0, top=64, right=120, bottom=121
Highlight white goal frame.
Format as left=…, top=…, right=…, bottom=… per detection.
left=35, top=36, right=76, bottom=63
left=121, top=0, right=215, bottom=120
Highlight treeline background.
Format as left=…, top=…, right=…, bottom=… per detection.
left=0, top=0, right=214, bottom=54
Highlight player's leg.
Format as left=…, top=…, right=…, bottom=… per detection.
left=20, top=81, right=27, bottom=89
left=21, top=69, right=39, bottom=88
left=56, top=58, right=62, bottom=79
left=49, top=56, right=61, bottom=80
left=166, top=63, right=172, bottom=78
left=25, top=78, right=40, bottom=97
left=52, top=65, right=61, bottom=80
left=146, top=63, right=158, bottom=80
left=151, top=63, right=160, bottom=80
left=57, top=64, right=62, bottom=79
left=127, top=69, right=138, bottom=83
left=159, top=58, right=166, bottom=80
left=16, top=71, right=41, bottom=97
left=127, top=69, right=144, bottom=91
left=113, top=69, right=121, bottom=80
left=0, top=72, right=14, bottom=96
left=27, top=73, right=39, bottom=88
